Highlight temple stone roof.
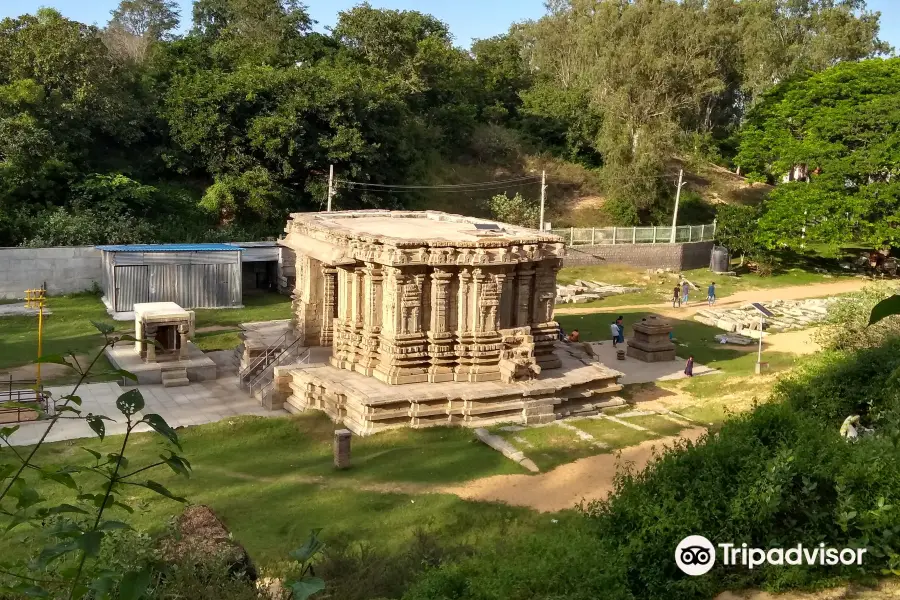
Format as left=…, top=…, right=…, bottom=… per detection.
left=280, top=210, right=565, bottom=267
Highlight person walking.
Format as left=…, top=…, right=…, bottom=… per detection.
left=610, top=321, right=620, bottom=347
left=684, top=355, right=694, bottom=377
left=681, top=280, right=690, bottom=306
left=672, top=285, right=681, bottom=308
left=707, top=282, right=716, bottom=306
left=616, top=316, right=625, bottom=345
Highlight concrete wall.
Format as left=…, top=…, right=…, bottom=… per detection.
left=563, top=241, right=714, bottom=271
left=0, top=247, right=102, bottom=299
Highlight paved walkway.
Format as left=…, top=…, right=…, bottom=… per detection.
left=8, top=376, right=284, bottom=446
left=584, top=341, right=715, bottom=384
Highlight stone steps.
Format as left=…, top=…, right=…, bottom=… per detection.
left=161, top=368, right=189, bottom=388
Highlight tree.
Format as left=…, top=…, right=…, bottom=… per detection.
left=739, top=58, right=900, bottom=250
left=486, top=192, right=539, bottom=228
left=738, top=0, right=891, bottom=102
left=105, top=0, right=181, bottom=63
left=470, top=34, right=531, bottom=122
left=714, top=204, right=762, bottom=265
left=191, top=0, right=312, bottom=66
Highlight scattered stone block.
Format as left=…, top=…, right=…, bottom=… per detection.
left=334, top=428, right=352, bottom=469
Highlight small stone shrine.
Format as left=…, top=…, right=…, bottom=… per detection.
left=274, top=210, right=626, bottom=435
left=134, top=302, right=194, bottom=362
left=105, top=302, right=218, bottom=386
left=626, top=316, right=676, bottom=362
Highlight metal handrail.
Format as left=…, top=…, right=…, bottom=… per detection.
left=0, top=389, right=51, bottom=423
left=238, top=328, right=293, bottom=382
left=255, top=348, right=312, bottom=405
left=247, top=339, right=308, bottom=396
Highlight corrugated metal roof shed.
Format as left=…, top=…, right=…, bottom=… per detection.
left=96, top=244, right=241, bottom=252
left=97, top=245, right=243, bottom=312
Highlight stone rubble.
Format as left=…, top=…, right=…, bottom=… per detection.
left=695, top=297, right=837, bottom=336
left=556, top=279, right=643, bottom=304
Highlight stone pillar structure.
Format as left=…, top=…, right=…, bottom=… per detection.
left=293, top=254, right=327, bottom=347
left=427, top=267, right=455, bottom=382
left=145, top=324, right=157, bottom=362
left=321, top=267, right=337, bottom=346
left=177, top=324, right=188, bottom=360
left=356, top=262, right=383, bottom=376
left=626, top=316, right=676, bottom=362
left=278, top=210, right=568, bottom=385
left=331, top=265, right=356, bottom=368
left=531, top=258, right=562, bottom=369
left=372, top=266, right=430, bottom=384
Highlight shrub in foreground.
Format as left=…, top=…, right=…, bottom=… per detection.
left=404, top=340, right=900, bottom=600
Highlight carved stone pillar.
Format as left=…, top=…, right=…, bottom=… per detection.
left=456, top=268, right=502, bottom=382
left=515, top=265, right=535, bottom=328
left=427, top=267, right=455, bottom=382
left=330, top=265, right=357, bottom=369
left=356, top=262, right=383, bottom=376
left=144, top=324, right=157, bottom=362
left=373, top=266, right=429, bottom=384
left=530, top=258, right=562, bottom=370
left=498, top=268, right=516, bottom=330
left=320, top=267, right=337, bottom=346
left=177, top=324, right=188, bottom=360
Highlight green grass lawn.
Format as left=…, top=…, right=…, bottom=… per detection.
left=0, top=292, right=291, bottom=371
left=489, top=424, right=598, bottom=472
left=557, top=309, right=798, bottom=376
left=1, top=412, right=537, bottom=571
left=0, top=293, right=122, bottom=371
left=193, top=330, right=243, bottom=351
left=193, top=292, right=291, bottom=329
left=570, top=418, right=655, bottom=447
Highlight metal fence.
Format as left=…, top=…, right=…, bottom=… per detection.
left=550, top=222, right=716, bottom=246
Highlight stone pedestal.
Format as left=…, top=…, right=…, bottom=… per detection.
left=334, top=429, right=352, bottom=469
left=626, top=316, right=676, bottom=362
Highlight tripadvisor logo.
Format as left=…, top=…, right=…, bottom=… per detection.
left=675, top=535, right=867, bottom=576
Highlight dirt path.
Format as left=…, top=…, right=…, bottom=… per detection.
left=438, top=426, right=708, bottom=512
left=556, top=279, right=867, bottom=317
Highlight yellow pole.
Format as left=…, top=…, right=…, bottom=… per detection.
left=37, top=302, right=43, bottom=390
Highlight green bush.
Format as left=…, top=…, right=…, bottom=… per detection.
left=815, top=284, right=900, bottom=352
left=404, top=340, right=900, bottom=600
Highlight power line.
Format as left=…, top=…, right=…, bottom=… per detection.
left=339, top=180, right=544, bottom=194
left=335, top=175, right=542, bottom=190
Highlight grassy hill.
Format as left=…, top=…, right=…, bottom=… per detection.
left=408, top=126, right=771, bottom=227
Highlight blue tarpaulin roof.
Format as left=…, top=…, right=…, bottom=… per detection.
left=96, top=244, right=242, bottom=252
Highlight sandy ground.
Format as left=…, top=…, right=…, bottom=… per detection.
left=556, top=279, right=869, bottom=316
left=439, top=426, right=708, bottom=512
left=714, top=580, right=900, bottom=600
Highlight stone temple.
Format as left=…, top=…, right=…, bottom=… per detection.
left=273, top=210, right=624, bottom=435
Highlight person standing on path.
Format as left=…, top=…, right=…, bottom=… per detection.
left=616, top=316, right=625, bottom=345
left=610, top=321, right=620, bottom=347
left=707, top=282, right=716, bottom=306
left=684, top=355, right=694, bottom=377
left=681, top=281, right=690, bottom=306
left=672, top=285, right=681, bottom=308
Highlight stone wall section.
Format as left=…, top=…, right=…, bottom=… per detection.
left=563, top=241, right=714, bottom=271
left=0, top=247, right=102, bottom=299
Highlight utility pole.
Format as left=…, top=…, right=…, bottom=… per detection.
left=539, top=170, right=546, bottom=231
left=670, top=168, right=684, bottom=243
left=327, top=164, right=334, bottom=212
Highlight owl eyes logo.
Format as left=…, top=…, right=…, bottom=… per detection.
left=675, top=535, right=716, bottom=576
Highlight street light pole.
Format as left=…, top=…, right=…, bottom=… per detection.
left=670, top=169, right=684, bottom=243
left=327, top=164, right=334, bottom=212
left=539, top=170, right=546, bottom=231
